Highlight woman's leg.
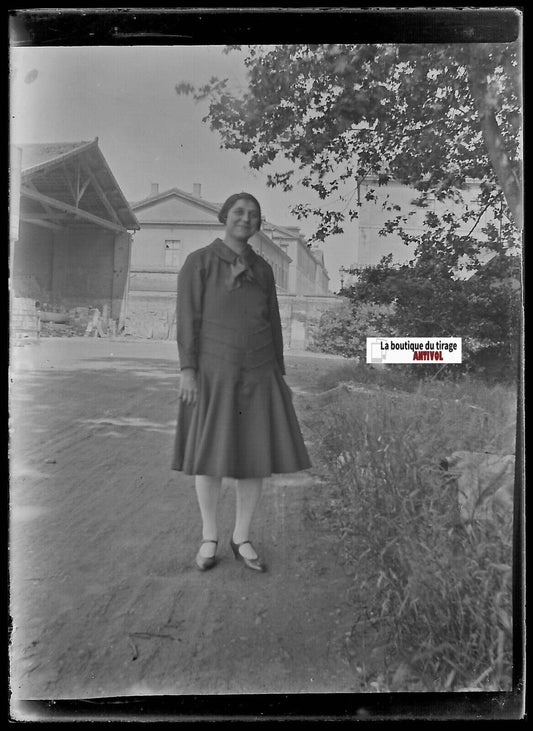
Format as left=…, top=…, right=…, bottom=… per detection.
left=195, top=475, right=222, bottom=557
left=233, top=478, right=263, bottom=559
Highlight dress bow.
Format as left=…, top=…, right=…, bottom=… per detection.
left=227, top=255, right=255, bottom=291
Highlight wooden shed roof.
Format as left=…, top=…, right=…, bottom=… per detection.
left=18, top=138, right=139, bottom=232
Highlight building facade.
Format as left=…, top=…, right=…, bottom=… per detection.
left=355, top=175, right=497, bottom=268
left=261, top=221, right=330, bottom=296
left=125, top=184, right=335, bottom=343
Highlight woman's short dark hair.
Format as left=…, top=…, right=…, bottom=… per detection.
left=218, top=193, right=262, bottom=227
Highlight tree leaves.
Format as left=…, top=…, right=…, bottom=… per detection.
left=181, top=43, right=520, bottom=242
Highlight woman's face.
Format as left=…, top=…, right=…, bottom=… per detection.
left=225, top=199, right=261, bottom=241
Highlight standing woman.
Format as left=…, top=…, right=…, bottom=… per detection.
left=172, top=193, right=311, bottom=572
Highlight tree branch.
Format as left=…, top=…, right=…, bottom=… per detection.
left=466, top=193, right=501, bottom=238
left=467, top=47, right=522, bottom=232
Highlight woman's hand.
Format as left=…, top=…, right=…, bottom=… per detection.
left=179, top=368, right=198, bottom=405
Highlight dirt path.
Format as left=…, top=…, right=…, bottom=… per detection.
left=10, top=338, right=360, bottom=700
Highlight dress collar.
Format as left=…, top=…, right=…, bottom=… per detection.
left=211, top=238, right=257, bottom=266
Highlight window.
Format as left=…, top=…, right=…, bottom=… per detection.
left=164, top=240, right=181, bottom=267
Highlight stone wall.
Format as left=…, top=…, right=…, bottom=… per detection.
left=124, top=292, right=176, bottom=340
left=129, top=269, right=177, bottom=293
left=278, top=294, right=344, bottom=350
left=11, top=296, right=40, bottom=341
left=124, top=289, right=343, bottom=350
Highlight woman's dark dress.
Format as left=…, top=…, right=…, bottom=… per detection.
left=172, top=238, right=311, bottom=479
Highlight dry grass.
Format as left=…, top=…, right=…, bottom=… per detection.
left=311, top=371, right=517, bottom=691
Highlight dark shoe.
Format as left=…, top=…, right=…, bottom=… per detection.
left=230, top=538, right=266, bottom=572
left=195, top=540, right=218, bottom=571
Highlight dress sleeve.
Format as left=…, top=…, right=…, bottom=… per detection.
left=268, top=270, right=286, bottom=375
left=177, top=253, right=205, bottom=371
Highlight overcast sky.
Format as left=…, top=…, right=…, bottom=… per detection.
left=10, top=44, right=358, bottom=291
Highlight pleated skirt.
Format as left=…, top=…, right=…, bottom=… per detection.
left=172, top=360, right=312, bottom=479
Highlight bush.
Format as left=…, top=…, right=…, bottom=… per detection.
left=310, top=301, right=394, bottom=359
left=327, top=254, right=523, bottom=381
left=313, top=376, right=515, bottom=691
